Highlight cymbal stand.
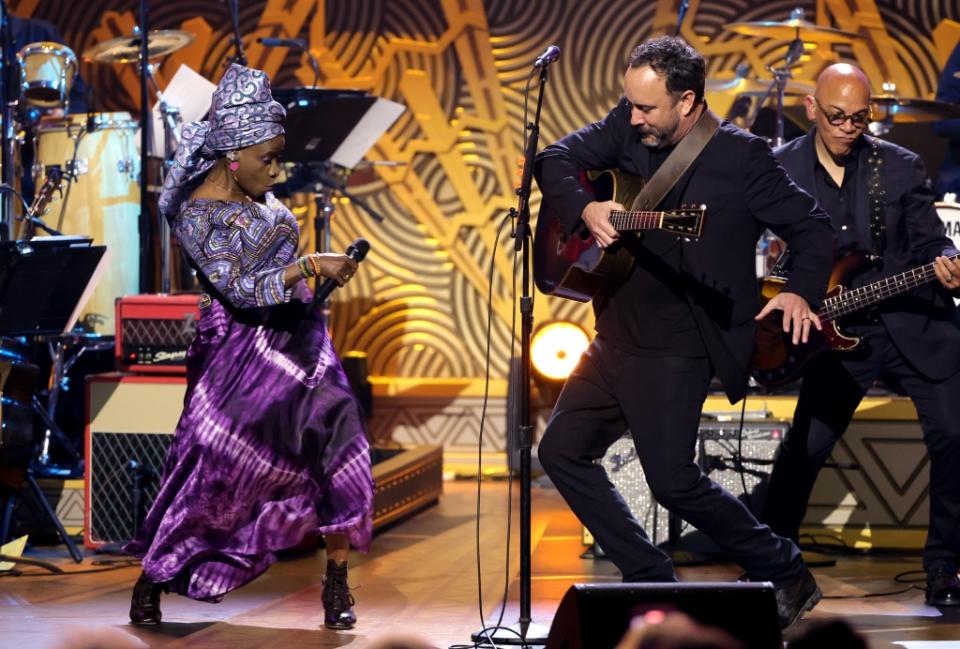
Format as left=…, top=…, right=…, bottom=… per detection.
left=35, top=333, right=113, bottom=471
left=743, top=5, right=814, bottom=146
left=0, top=0, right=16, bottom=239
left=746, top=36, right=804, bottom=148
left=142, top=61, right=182, bottom=293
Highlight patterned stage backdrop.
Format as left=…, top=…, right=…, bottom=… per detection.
left=12, top=0, right=960, bottom=380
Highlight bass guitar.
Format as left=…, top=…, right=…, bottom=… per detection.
left=534, top=169, right=706, bottom=302
left=752, top=250, right=960, bottom=387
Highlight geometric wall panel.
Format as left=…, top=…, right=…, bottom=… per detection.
left=805, top=420, right=930, bottom=530
left=15, top=0, right=959, bottom=383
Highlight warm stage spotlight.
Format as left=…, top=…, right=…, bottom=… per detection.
left=531, top=321, right=590, bottom=381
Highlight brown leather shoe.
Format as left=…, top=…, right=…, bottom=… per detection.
left=129, top=572, right=164, bottom=625
left=322, top=560, right=356, bottom=630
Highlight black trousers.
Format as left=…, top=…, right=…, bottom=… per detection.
left=538, top=336, right=803, bottom=583
left=762, top=325, right=960, bottom=572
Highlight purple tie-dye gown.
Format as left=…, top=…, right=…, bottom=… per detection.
left=124, top=195, right=373, bottom=602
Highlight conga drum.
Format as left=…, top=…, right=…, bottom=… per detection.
left=35, top=112, right=140, bottom=334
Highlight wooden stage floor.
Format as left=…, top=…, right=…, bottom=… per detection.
left=3, top=479, right=960, bottom=648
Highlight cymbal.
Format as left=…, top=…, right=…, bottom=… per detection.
left=725, top=18, right=861, bottom=43
left=871, top=95, right=960, bottom=122
left=705, top=76, right=814, bottom=97
left=83, top=30, right=195, bottom=63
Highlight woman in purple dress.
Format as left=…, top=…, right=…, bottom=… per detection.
left=123, top=64, right=374, bottom=631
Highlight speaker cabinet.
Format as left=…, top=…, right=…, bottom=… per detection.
left=592, top=420, right=787, bottom=550
left=545, top=582, right=781, bottom=649
left=84, top=373, right=186, bottom=548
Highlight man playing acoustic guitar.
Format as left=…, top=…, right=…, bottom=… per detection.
left=761, top=63, right=960, bottom=607
left=533, top=36, right=834, bottom=629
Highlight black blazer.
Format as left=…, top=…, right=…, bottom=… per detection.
left=535, top=99, right=834, bottom=402
left=775, top=130, right=960, bottom=381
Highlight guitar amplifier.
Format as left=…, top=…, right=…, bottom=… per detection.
left=115, top=294, right=201, bottom=373
left=84, top=372, right=187, bottom=548
left=588, top=419, right=788, bottom=553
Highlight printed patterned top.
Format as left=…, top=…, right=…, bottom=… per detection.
left=175, top=195, right=298, bottom=308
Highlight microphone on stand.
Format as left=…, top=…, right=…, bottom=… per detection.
left=313, top=238, right=370, bottom=305
left=675, top=0, right=691, bottom=36
left=257, top=37, right=308, bottom=49
left=256, top=38, right=321, bottom=87
left=533, top=45, right=561, bottom=69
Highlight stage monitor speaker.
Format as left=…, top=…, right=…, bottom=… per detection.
left=544, top=582, right=781, bottom=649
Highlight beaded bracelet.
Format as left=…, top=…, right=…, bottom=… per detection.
left=307, top=254, right=322, bottom=277
left=296, top=256, right=314, bottom=279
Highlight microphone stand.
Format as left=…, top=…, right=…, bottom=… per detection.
left=225, top=0, right=247, bottom=66
left=470, top=62, right=552, bottom=647
left=0, top=0, right=15, bottom=240
left=137, top=0, right=150, bottom=293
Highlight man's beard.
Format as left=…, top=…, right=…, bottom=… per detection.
left=638, top=114, right=679, bottom=148
left=640, top=129, right=666, bottom=147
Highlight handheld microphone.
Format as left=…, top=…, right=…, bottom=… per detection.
left=258, top=37, right=307, bottom=49
left=313, top=238, right=370, bottom=304
left=533, top=45, right=561, bottom=69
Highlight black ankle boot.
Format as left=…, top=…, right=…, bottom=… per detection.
left=322, top=560, right=356, bottom=630
left=129, top=572, right=164, bottom=625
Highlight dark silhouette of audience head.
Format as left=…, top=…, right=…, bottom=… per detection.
left=615, top=611, right=746, bottom=649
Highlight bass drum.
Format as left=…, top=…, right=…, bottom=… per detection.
left=936, top=201, right=960, bottom=306
left=35, top=113, right=140, bottom=334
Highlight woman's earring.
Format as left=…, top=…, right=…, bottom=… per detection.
left=229, top=160, right=239, bottom=172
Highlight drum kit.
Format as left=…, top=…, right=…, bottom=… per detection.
left=9, top=29, right=195, bottom=336
left=0, top=28, right=195, bottom=535
left=707, top=8, right=960, bottom=278
left=708, top=8, right=960, bottom=145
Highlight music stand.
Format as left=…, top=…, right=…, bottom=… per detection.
left=276, top=89, right=402, bottom=313
left=0, top=237, right=106, bottom=563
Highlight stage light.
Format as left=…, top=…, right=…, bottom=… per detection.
left=531, top=321, right=590, bottom=381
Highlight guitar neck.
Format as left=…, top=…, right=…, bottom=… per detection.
left=609, top=210, right=667, bottom=232
left=819, top=253, right=960, bottom=321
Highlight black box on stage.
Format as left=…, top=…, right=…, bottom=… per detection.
left=589, top=419, right=788, bottom=551
left=545, top=582, right=781, bottom=649
left=84, top=373, right=186, bottom=548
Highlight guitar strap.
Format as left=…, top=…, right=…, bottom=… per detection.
left=632, top=108, right=721, bottom=211
left=865, top=137, right=887, bottom=256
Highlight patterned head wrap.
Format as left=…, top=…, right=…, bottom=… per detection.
left=158, top=63, right=286, bottom=221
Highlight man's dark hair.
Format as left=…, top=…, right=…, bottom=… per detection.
left=627, top=36, right=705, bottom=104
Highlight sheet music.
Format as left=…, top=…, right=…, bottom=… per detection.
left=64, top=247, right=112, bottom=333
left=146, top=64, right=218, bottom=156
left=330, top=97, right=405, bottom=169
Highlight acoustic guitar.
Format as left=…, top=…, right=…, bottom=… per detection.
left=534, top=169, right=706, bottom=302
left=751, top=250, right=960, bottom=387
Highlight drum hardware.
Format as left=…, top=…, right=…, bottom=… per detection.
left=725, top=9, right=861, bottom=43
left=1, top=0, right=19, bottom=239
left=30, top=113, right=141, bottom=333
left=0, top=237, right=106, bottom=562
left=16, top=42, right=78, bottom=110
left=80, top=29, right=194, bottom=64
left=83, top=26, right=193, bottom=295
left=723, top=7, right=862, bottom=147
left=868, top=84, right=960, bottom=136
